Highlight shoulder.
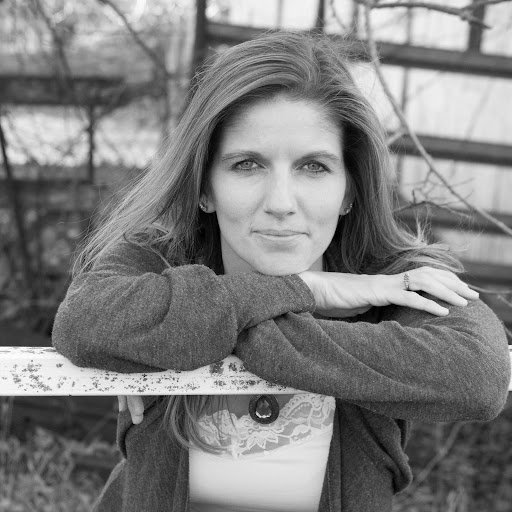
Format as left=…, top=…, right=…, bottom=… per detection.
left=91, top=240, right=171, bottom=275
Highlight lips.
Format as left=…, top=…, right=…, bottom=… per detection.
left=255, top=229, right=306, bottom=236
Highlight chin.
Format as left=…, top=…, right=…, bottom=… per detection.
left=251, top=258, right=311, bottom=276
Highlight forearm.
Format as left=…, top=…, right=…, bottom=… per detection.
left=234, top=299, right=510, bottom=422
left=52, top=241, right=315, bottom=373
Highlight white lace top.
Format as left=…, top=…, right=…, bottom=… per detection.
left=189, top=393, right=336, bottom=512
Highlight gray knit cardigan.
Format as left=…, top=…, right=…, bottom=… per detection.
left=52, top=241, right=511, bottom=512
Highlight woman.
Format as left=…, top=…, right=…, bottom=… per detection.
left=52, top=32, right=510, bottom=512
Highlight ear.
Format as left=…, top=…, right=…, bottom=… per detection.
left=339, top=180, right=355, bottom=216
left=340, top=201, right=353, bottom=216
left=199, top=194, right=216, bottom=214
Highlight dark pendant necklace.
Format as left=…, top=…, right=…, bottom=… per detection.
left=248, top=394, right=280, bottom=424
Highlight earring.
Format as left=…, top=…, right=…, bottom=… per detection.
left=199, top=199, right=208, bottom=212
left=343, top=202, right=353, bottom=215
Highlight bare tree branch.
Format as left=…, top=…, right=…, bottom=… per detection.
left=2, top=111, right=42, bottom=166
left=464, top=0, right=512, bottom=8
left=31, top=0, right=84, bottom=113
left=394, top=199, right=474, bottom=218
left=355, top=1, right=488, bottom=27
left=97, top=0, right=171, bottom=79
left=329, top=0, right=349, bottom=31
left=386, top=128, right=407, bottom=145
left=469, top=284, right=512, bottom=295
left=496, top=293, right=512, bottom=307
left=0, top=112, right=36, bottom=298
left=409, top=423, right=464, bottom=493
left=356, top=0, right=512, bottom=27
left=359, top=3, right=512, bottom=237
left=351, top=0, right=512, bottom=338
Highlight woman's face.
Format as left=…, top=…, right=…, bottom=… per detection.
left=207, top=96, right=349, bottom=276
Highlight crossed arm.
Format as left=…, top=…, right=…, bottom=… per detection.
left=52, top=241, right=510, bottom=424
left=234, top=301, right=510, bottom=422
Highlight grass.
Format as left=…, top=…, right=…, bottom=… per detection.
left=0, top=427, right=116, bottom=512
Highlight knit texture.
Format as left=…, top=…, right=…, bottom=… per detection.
left=52, top=241, right=511, bottom=512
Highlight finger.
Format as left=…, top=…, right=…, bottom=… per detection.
left=416, top=280, right=469, bottom=307
left=406, top=271, right=477, bottom=303
left=429, top=273, right=479, bottom=300
left=127, top=395, right=145, bottom=424
left=118, top=395, right=127, bottom=412
left=416, top=268, right=479, bottom=300
left=395, top=291, right=449, bottom=317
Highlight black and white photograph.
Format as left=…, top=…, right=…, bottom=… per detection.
left=0, top=1, right=511, bottom=511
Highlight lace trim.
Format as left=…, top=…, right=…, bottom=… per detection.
left=195, top=393, right=335, bottom=458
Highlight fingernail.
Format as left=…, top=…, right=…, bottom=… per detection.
left=459, top=298, right=468, bottom=306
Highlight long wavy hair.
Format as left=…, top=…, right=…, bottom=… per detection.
left=73, top=31, right=462, bottom=453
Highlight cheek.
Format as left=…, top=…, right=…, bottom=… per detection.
left=307, top=182, right=346, bottom=226
left=211, top=179, right=255, bottom=224
left=313, top=208, right=342, bottom=240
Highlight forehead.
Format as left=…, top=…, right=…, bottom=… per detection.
left=217, top=97, right=342, bottom=154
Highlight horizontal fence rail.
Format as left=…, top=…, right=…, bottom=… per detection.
left=1, top=346, right=511, bottom=396
left=0, top=347, right=301, bottom=396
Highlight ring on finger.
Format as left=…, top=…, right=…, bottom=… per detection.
left=403, top=272, right=411, bottom=291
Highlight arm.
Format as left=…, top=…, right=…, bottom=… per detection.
left=52, top=241, right=314, bottom=373
left=234, top=298, right=510, bottom=422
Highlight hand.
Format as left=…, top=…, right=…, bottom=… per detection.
left=298, top=266, right=479, bottom=318
left=118, top=395, right=145, bottom=424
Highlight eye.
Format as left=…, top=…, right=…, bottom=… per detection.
left=302, top=161, right=329, bottom=173
left=233, top=160, right=259, bottom=171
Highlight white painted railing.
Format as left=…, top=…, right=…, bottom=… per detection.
left=1, top=346, right=511, bottom=395
left=0, top=347, right=300, bottom=395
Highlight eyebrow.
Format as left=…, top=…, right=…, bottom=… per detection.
left=219, top=150, right=343, bottom=165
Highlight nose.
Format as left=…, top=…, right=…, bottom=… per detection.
left=263, top=168, right=296, bottom=218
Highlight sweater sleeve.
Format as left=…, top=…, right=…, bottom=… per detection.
left=234, top=298, right=510, bottom=422
left=52, top=241, right=315, bottom=373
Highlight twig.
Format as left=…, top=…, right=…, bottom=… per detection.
left=31, top=0, right=85, bottom=115
left=51, top=97, right=132, bottom=162
left=356, top=0, right=512, bottom=27
left=329, top=0, right=348, bottom=31
left=386, top=128, right=407, bottom=145
left=3, top=111, right=42, bottom=166
left=495, top=293, right=512, bottom=307
left=468, top=284, right=512, bottom=295
left=0, top=112, right=36, bottom=298
left=464, top=0, right=512, bottom=7
left=393, top=199, right=475, bottom=221
left=97, top=0, right=170, bottom=78
left=0, top=397, right=14, bottom=441
left=355, top=1, right=488, bottom=28
left=408, top=423, right=464, bottom=493
left=360, top=4, right=512, bottom=238
left=81, top=409, right=117, bottom=444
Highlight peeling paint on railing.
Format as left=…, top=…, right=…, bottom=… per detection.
left=0, top=347, right=301, bottom=395
left=1, top=347, right=511, bottom=396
